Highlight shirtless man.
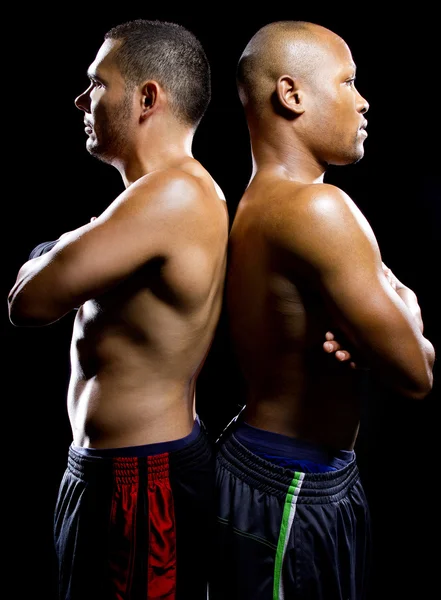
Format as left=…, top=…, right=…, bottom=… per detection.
left=8, top=19, right=228, bottom=600
left=210, top=21, right=435, bottom=600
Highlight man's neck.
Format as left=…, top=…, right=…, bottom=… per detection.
left=117, top=137, right=195, bottom=188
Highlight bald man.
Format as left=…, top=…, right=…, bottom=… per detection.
left=209, top=21, right=435, bottom=600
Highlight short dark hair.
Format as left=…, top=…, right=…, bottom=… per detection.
left=105, top=19, right=211, bottom=127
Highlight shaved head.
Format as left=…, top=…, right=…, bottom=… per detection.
left=237, top=21, right=347, bottom=110
left=236, top=20, right=368, bottom=167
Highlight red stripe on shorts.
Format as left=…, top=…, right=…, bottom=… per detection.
left=108, top=454, right=177, bottom=599
left=147, top=452, right=177, bottom=599
left=109, top=457, right=141, bottom=599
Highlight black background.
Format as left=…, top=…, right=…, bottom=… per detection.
left=4, top=5, right=439, bottom=599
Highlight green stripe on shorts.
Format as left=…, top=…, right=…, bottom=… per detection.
left=273, top=472, right=304, bottom=600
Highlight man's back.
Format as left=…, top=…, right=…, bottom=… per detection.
left=69, top=159, right=228, bottom=448
left=228, top=172, right=362, bottom=450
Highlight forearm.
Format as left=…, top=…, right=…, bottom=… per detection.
left=9, top=223, right=93, bottom=325
left=329, top=265, right=435, bottom=399
left=8, top=253, right=59, bottom=326
left=384, top=274, right=434, bottom=391
left=8, top=239, right=64, bottom=325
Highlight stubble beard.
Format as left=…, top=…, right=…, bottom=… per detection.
left=87, top=92, right=133, bottom=166
left=337, top=133, right=365, bottom=166
left=352, top=133, right=366, bottom=165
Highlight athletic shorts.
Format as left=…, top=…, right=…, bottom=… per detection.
left=210, top=424, right=372, bottom=600
left=54, top=419, right=215, bottom=600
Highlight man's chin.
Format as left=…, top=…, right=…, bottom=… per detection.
left=353, top=147, right=365, bottom=164
left=86, top=139, right=96, bottom=154
left=86, top=144, right=113, bottom=165
left=86, top=141, right=103, bottom=158
left=345, top=146, right=365, bottom=166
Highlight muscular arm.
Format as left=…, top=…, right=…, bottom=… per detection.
left=8, top=170, right=215, bottom=326
left=381, top=261, right=425, bottom=333
left=280, top=183, right=435, bottom=399
left=324, top=261, right=425, bottom=364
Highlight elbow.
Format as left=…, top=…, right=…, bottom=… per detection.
left=8, top=295, right=56, bottom=327
left=7, top=294, right=27, bottom=326
left=415, top=373, right=434, bottom=400
left=9, top=306, right=47, bottom=327
left=408, top=344, right=436, bottom=400
left=376, top=355, right=435, bottom=401
left=401, top=372, right=434, bottom=401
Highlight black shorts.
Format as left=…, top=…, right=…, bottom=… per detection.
left=54, top=419, right=215, bottom=600
left=210, top=425, right=372, bottom=600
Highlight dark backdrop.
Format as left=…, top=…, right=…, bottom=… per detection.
left=4, top=6, right=439, bottom=599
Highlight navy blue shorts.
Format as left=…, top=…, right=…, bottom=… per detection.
left=54, top=419, right=215, bottom=600
left=210, top=421, right=372, bottom=600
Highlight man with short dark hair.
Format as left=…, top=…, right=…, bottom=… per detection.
left=8, top=19, right=228, bottom=600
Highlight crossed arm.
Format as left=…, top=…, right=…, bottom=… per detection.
left=323, top=262, right=426, bottom=367
left=8, top=171, right=214, bottom=326
left=278, top=182, right=434, bottom=399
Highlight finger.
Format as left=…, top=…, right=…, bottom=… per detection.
left=325, top=331, right=335, bottom=341
left=335, top=350, right=351, bottom=362
left=324, top=341, right=340, bottom=353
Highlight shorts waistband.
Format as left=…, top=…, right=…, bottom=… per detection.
left=217, top=431, right=359, bottom=502
left=73, top=416, right=202, bottom=458
left=67, top=420, right=211, bottom=484
left=235, top=420, right=354, bottom=469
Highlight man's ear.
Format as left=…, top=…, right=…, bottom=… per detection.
left=140, top=81, right=159, bottom=119
left=275, top=75, right=305, bottom=116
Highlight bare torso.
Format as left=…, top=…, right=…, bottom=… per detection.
left=68, top=160, right=228, bottom=448
left=228, top=173, right=363, bottom=451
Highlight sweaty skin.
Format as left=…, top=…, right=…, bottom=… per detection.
left=8, top=38, right=229, bottom=449
left=228, top=22, right=434, bottom=451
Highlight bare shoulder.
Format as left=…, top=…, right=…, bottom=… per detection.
left=108, top=163, right=228, bottom=258
left=268, top=181, right=369, bottom=239
left=180, top=157, right=226, bottom=202
left=128, top=159, right=225, bottom=213
left=112, top=163, right=227, bottom=248
left=262, top=180, right=378, bottom=266
left=125, top=171, right=193, bottom=210
left=272, top=181, right=352, bottom=218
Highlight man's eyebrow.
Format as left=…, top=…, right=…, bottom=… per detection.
left=86, top=69, right=104, bottom=83
left=343, top=64, right=357, bottom=78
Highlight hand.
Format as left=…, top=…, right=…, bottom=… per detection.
left=382, top=262, right=398, bottom=290
left=382, top=262, right=424, bottom=332
left=323, top=331, right=358, bottom=369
